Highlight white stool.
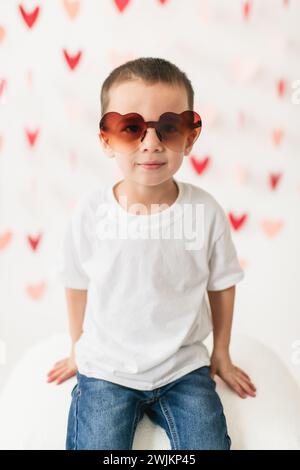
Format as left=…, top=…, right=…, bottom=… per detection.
left=0, top=333, right=299, bottom=450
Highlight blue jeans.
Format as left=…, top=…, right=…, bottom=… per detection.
left=66, top=366, right=231, bottom=450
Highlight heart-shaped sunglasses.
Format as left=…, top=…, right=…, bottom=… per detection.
left=99, top=110, right=202, bottom=154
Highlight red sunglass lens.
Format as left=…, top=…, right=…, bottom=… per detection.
left=99, top=111, right=201, bottom=153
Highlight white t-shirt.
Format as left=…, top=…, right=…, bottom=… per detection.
left=56, top=178, right=244, bottom=390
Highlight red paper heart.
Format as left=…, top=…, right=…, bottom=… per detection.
left=228, top=213, right=248, bottom=231
left=114, top=0, right=130, bottom=13
left=277, top=79, right=286, bottom=98
left=269, top=173, right=282, bottom=190
left=190, top=155, right=210, bottom=175
left=27, top=234, right=42, bottom=251
left=158, top=0, right=168, bottom=4
left=18, top=5, right=40, bottom=29
left=63, top=49, right=82, bottom=70
left=25, top=129, right=39, bottom=147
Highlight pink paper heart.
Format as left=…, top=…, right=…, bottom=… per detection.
left=239, top=257, right=248, bottom=270
left=238, top=111, right=246, bottom=128
left=0, top=79, right=7, bottom=103
left=233, top=164, right=249, bottom=184
left=0, top=25, right=6, bottom=43
left=198, top=2, right=213, bottom=23
left=69, top=150, right=78, bottom=170
left=64, top=98, right=82, bottom=123
left=0, top=231, right=13, bottom=250
left=200, top=104, right=218, bottom=128
left=63, top=0, right=80, bottom=19
left=261, top=220, right=284, bottom=238
left=108, top=50, right=135, bottom=69
left=266, top=32, right=286, bottom=56
left=68, top=198, right=78, bottom=210
left=26, top=282, right=46, bottom=300
left=272, top=129, right=284, bottom=147
left=26, top=69, right=34, bottom=86
left=232, top=58, right=259, bottom=81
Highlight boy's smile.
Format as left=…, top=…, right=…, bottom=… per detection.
left=99, top=79, right=198, bottom=214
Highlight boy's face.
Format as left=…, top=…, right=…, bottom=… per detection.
left=99, top=79, right=197, bottom=187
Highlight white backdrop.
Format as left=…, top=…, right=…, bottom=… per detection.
left=0, top=0, right=300, bottom=395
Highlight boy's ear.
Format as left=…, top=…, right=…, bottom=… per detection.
left=183, top=129, right=199, bottom=156
left=98, top=132, right=115, bottom=158
left=184, top=144, right=192, bottom=157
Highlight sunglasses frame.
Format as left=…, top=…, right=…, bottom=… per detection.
left=98, top=110, right=202, bottom=153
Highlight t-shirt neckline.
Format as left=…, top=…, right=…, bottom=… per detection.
left=106, top=177, right=185, bottom=228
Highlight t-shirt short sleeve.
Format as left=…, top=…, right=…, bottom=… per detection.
left=207, top=206, right=245, bottom=291
left=55, top=198, right=91, bottom=290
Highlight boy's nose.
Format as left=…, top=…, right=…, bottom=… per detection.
left=140, top=127, right=164, bottom=151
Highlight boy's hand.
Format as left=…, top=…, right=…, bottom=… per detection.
left=210, top=349, right=257, bottom=399
left=47, top=353, right=77, bottom=385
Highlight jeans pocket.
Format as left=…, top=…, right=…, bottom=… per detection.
left=71, top=383, right=81, bottom=398
left=70, top=384, right=77, bottom=397
left=220, top=410, right=231, bottom=450
left=197, top=366, right=217, bottom=386
left=193, top=365, right=210, bottom=375
left=226, top=433, right=232, bottom=450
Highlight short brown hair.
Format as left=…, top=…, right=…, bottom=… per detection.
left=100, top=57, right=194, bottom=115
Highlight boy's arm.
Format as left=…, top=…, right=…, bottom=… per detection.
left=47, top=287, right=87, bottom=384
left=207, top=285, right=234, bottom=352
left=207, top=285, right=257, bottom=399
left=65, top=287, right=88, bottom=355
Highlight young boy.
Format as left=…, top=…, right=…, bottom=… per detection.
left=48, top=57, right=256, bottom=450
